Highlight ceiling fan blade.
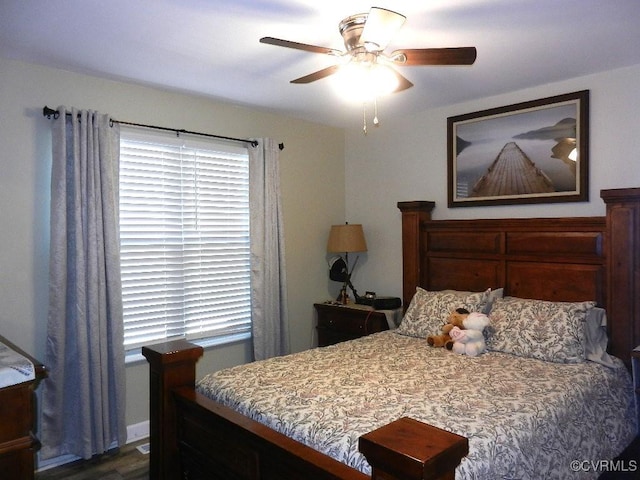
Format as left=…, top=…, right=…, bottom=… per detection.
left=392, top=47, right=477, bottom=66
left=391, top=69, right=414, bottom=93
left=360, top=7, right=406, bottom=51
left=291, top=65, right=340, bottom=84
left=260, top=37, right=340, bottom=55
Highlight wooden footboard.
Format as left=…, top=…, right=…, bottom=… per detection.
left=142, top=341, right=468, bottom=480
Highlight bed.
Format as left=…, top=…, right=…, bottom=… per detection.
left=143, top=187, right=640, bottom=480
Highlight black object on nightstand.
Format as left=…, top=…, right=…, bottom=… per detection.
left=314, top=303, right=392, bottom=347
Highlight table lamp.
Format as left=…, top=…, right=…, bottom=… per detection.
left=327, top=223, right=367, bottom=304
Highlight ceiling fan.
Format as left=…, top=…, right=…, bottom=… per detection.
left=259, top=7, right=477, bottom=95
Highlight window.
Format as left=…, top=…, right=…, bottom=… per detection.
left=119, top=127, right=251, bottom=353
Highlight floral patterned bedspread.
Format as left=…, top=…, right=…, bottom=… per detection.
left=196, top=331, right=636, bottom=479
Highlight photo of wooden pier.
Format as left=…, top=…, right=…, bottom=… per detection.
left=448, top=91, right=588, bottom=207
left=470, top=141, right=555, bottom=197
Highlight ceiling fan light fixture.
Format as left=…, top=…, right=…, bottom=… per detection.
left=369, top=63, right=400, bottom=96
left=332, top=61, right=399, bottom=102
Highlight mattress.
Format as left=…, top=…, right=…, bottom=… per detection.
left=197, top=331, right=636, bottom=479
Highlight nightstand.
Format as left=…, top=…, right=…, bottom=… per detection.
left=632, top=347, right=640, bottom=433
left=314, top=303, right=398, bottom=347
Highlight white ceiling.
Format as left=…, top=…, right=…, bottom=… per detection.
left=2, top=0, right=640, bottom=128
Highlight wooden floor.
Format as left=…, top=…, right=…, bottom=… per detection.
left=36, top=440, right=149, bottom=480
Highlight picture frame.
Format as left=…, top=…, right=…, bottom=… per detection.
left=447, top=90, right=589, bottom=207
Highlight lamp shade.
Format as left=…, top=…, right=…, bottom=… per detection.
left=327, top=224, right=367, bottom=253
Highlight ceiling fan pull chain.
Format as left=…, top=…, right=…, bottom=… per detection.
left=373, top=97, right=380, bottom=127
left=363, top=102, right=367, bottom=134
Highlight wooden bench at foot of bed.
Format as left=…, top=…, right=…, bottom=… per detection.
left=142, top=340, right=468, bottom=480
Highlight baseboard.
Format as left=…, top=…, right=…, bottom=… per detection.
left=126, top=420, right=150, bottom=444
left=36, top=419, right=150, bottom=472
left=37, top=453, right=80, bottom=472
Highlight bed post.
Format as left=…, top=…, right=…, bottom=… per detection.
left=601, top=187, right=640, bottom=366
left=142, top=340, right=203, bottom=480
left=359, top=417, right=468, bottom=480
left=397, top=201, right=435, bottom=310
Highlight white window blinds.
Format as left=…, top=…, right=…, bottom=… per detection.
left=119, top=127, right=251, bottom=351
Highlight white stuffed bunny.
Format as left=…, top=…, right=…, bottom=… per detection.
left=449, top=312, right=490, bottom=357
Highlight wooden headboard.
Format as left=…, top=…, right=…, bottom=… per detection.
left=398, top=187, right=640, bottom=367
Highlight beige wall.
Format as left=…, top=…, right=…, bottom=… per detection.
left=0, top=57, right=345, bottom=429
left=344, top=63, right=640, bottom=301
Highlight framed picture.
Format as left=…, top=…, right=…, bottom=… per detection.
left=447, top=90, right=589, bottom=207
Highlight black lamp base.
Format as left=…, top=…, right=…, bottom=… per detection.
left=337, top=287, right=349, bottom=304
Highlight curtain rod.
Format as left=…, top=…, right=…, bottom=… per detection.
left=42, top=106, right=285, bottom=150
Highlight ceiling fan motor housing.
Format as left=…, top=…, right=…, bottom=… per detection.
left=339, top=13, right=368, bottom=52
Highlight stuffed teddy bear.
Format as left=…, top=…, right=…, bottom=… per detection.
left=449, top=312, right=490, bottom=357
left=427, top=308, right=469, bottom=349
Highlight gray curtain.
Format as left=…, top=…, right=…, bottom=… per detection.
left=249, top=138, right=290, bottom=360
left=41, top=107, right=126, bottom=460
